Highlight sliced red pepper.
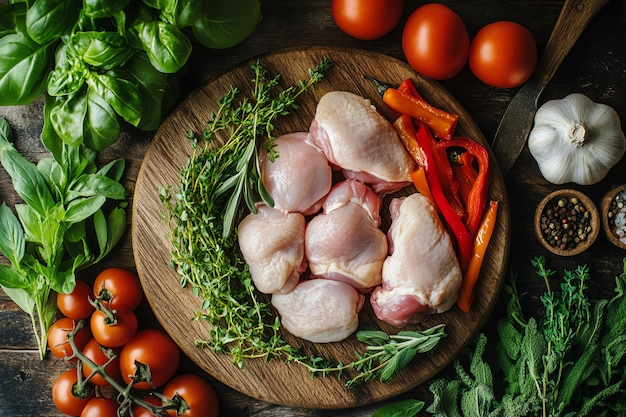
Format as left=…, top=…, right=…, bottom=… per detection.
left=415, top=124, right=472, bottom=271
left=383, top=83, right=458, bottom=140
left=440, top=137, right=490, bottom=237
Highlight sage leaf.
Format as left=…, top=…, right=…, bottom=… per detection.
left=372, top=399, right=424, bottom=417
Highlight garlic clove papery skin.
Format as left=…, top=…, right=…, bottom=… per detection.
left=528, top=93, right=626, bottom=185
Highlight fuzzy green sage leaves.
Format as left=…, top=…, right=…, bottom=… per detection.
left=0, top=117, right=127, bottom=360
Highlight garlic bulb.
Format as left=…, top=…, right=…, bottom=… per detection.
left=528, top=93, right=625, bottom=185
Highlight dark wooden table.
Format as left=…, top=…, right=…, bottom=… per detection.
left=2, top=1, right=625, bottom=416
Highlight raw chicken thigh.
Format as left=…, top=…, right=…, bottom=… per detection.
left=272, top=279, right=365, bottom=343
left=305, top=180, right=388, bottom=292
left=309, top=91, right=415, bottom=193
left=370, top=193, right=462, bottom=327
left=260, top=132, right=332, bottom=215
left=238, top=205, right=307, bottom=294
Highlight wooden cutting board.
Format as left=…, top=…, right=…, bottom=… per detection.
left=132, top=46, right=510, bottom=409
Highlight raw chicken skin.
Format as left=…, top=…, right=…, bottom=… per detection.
left=370, top=193, right=462, bottom=327
left=305, top=180, right=387, bottom=292
left=238, top=205, right=307, bottom=294
left=272, top=279, right=365, bottom=343
left=309, top=91, right=415, bottom=193
left=260, top=132, right=332, bottom=215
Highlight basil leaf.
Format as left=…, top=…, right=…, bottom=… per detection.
left=0, top=33, right=54, bottom=105
left=86, top=71, right=142, bottom=127
left=15, top=204, right=43, bottom=244
left=26, top=0, right=78, bottom=44
left=83, top=0, right=129, bottom=18
left=126, top=52, right=168, bottom=130
left=192, top=0, right=261, bottom=49
left=96, top=158, right=125, bottom=182
left=92, top=206, right=126, bottom=264
left=0, top=203, right=25, bottom=266
left=372, top=399, right=425, bottom=417
left=1, top=286, right=35, bottom=315
left=37, top=157, right=65, bottom=200
left=65, top=195, right=106, bottom=223
left=159, top=0, right=204, bottom=28
left=49, top=91, right=87, bottom=147
left=68, top=173, right=126, bottom=201
left=0, top=121, right=55, bottom=215
left=130, top=20, right=191, bottom=73
left=69, top=31, right=134, bottom=69
left=47, top=65, right=86, bottom=97
left=41, top=95, right=64, bottom=162
left=0, top=264, right=29, bottom=289
left=0, top=3, right=26, bottom=37
left=83, top=88, right=120, bottom=151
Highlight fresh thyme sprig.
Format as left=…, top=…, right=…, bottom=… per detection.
left=161, top=58, right=332, bottom=368
left=160, top=58, right=446, bottom=386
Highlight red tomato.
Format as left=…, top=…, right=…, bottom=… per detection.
left=120, top=329, right=180, bottom=389
left=80, top=397, right=118, bottom=417
left=469, top=21, right=537, bottom=88
left=132, top=395, right=163, bottom=417
left=402, top=3, right=469, bottom=80
left=47, top=317, right=91, bottom=360
left=90, top=309, right=138, bottom=348
left=81, top=338, right=122, bottom=387
left=93, top=268, right=143, bottom=312
left=162, top=374, right=219, bottom=417
left=58, top=280, right=95, bottom=320
left=52, top=369, right=94, bottom=416
left=332, top=0, right=403, bottom=40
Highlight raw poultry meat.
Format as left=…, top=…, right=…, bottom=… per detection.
left=305, top=179, right=388, bottom=292
left=309, top=91, right=415, bottom=194
left=272, top=279, right=365, bottom=343
left=370, top=193, right=462, bottom=327
left=260, top=132, right=332, bottom=215
left=238, top=205, right=307, bottom=294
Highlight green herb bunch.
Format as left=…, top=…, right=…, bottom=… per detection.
left=0, top=117, right=127, bottom=359
left=427, top=256, right=626, bottom=417
left=160, top=59, right=446, bottom=386
left=0, top=0, right=261, bottom=152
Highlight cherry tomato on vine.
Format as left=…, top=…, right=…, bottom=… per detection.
left=469, top=21, right=537, bottom=88
left=47, top=317, right=91, bottom=359
left=132, top=395, right=163, bottom=417
left=90, top=309, right=138, bottom=348
left=57, top=280, right=95, bottom=320
left=332, top=0, right=403, bottom=40
left=93, top=268, right=143, bottom=312
left=402, top=3, right=469, bottom=80
left=81, top=338, right=122, bottom=387
left=80, top=397, right=118, bottom=417
left=120, top=329, right=180, bottom=389
left=52, top=369, right=94, bottom=416
left=162, top=374, right=219, bottom=417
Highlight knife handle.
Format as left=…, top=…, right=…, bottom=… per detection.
left=535, top=0, right=610, bottom=86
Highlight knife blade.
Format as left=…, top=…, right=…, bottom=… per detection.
left=491, top=0, right=609, bottom=177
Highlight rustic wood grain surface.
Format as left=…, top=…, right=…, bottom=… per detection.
left=1, top=1, right=626, bottom=416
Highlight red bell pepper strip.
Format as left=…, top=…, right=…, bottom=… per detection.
left=457, top=200, right=499, bottom=313
left=416, top=124, right=472, bottom=271
left=441, top=137, right=490, bottom=237
left=383, top=84, right=459, bottom=140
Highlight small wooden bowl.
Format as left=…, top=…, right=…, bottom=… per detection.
left=534, top=189, right=599, bottom=256
left=600, top=184, right=626, bottom=251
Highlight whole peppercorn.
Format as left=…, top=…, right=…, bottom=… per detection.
left=540, top=196, right=592, bottom=251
